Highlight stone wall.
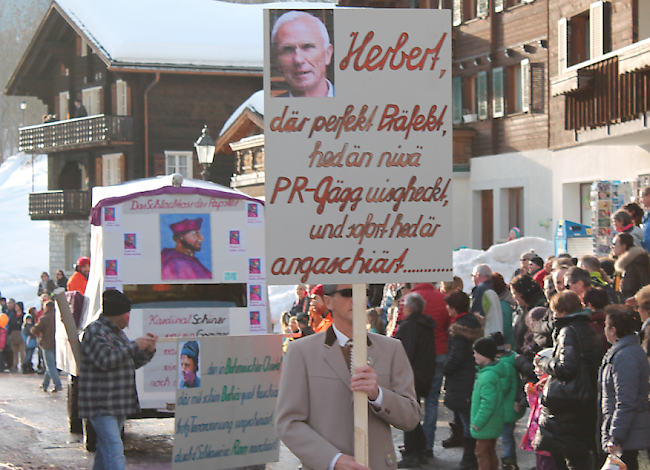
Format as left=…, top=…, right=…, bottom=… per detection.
left=49, top=220, right=91, bottom=276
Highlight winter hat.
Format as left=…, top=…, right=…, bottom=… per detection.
left=488, top=332, right=505, bottom=352
left=473, top=337, right=497, bottom=361
left=181, top=341, right=199, bottom=360
left=77, top=256, right=90, bottom=267
left=510, top=227, right=521, bottom=239
left=310, top=284, right=325, bottom=298
left=529, top=306, right=548, bottom=321
left=520, top=251, right=537, bottom=261
left=102, top=289, right=132, bottom=316
left=530, top=256, right=545, bottom=270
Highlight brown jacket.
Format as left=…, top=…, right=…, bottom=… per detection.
left=275, top=327, right=420, bottom=470
left=31, top=309, right=55, bottom=350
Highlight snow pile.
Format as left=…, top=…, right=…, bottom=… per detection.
left=453, top=237, right=555, bottom=292
left=267, top=237, right=555, bottom=330
left=0, top=154, right=48, bottom=309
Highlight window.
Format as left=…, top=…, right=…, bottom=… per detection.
left=452, top=0, right=488, bottom=25
left=507, top=63, right=522, bottom=113
left=477, top=71, right=488, bottom=120
left=558, top=1, right=609, bottom=71
left=116, top=80, right=129, bottom=116
left=509, top=187, right=524, bottom=233
left=495, top=59, right=530, bottom=115
left=80, top=38, right=88, bottom=57
left=495, top=0, right=534, bottom=12
left=65, top=234, right=81, bottom=271
left=102, top=153, right=124, bottom=186
left=453, top=77, right=463, bottom=124
left=461, top=75, right=477, bottom=120
left=59, top=91, right=69, bottom=120
left=165, top=151, right=193, bottom=179
left=457, top=73, right=488, bottom=121
left=492, top=68, right=504, bottom=118
left=82, top=86, right=103, bottom=116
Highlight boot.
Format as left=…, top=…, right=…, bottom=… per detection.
left=442, top=422, right=465, bottom=448
left=452, top=437, right=477, bottom=470
left=501, top=458, right=519, bottom=470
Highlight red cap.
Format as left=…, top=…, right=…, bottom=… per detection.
left=77, top=256, right=90, bottom=267
left=170, top=218, right=203, bottom=235
left=310, top=284, right=324, bottom=298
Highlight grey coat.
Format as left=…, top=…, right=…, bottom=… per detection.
left=598, top=334, right=650, bottom=451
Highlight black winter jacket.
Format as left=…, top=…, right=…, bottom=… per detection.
left=615, top=247, right=650, bottom=299
left=533, top=311, right=605, bottom=455
left=443, top=312, right=483, bottom=412
left=395, top=312, right=436, bottom=397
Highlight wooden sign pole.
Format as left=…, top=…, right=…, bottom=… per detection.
left=352, top=284, right=369, bottom=466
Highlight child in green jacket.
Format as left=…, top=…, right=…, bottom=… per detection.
left=471, top=337, right=505, bottom=470
left=490, top=332, right=526, bottom=470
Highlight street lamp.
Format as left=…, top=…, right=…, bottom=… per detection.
left=194, top=125, right=216, bottom=181
left=20, top=101, right=26, bottom=127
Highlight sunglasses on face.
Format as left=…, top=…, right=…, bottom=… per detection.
left=327, top=288, right=354, bottom=298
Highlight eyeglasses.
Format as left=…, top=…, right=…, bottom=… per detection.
left=327, top=288, right=353, bottom=298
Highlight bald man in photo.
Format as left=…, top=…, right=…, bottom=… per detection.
left=272, top=11, right=334, bottom=97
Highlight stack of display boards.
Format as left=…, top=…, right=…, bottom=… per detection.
left=590, top=180, right=637, bottom=256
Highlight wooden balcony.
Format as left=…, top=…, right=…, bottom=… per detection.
left=29, top=190, right=91, bottom=220
left=551, top=38, right=650, bottom=133
left=19, top=115, right=133, bottom=153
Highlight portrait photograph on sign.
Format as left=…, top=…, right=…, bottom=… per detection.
left=178, top=340, right=201, bottom=389
left=160, top=214, right=212, bottom=280
left=123, top=232, right=142, bottom=257
left=269, top=9, right=334, bottom=98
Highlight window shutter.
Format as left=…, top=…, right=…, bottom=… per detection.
left=477, top=71, right=488, bottom=120
left=558, top=18, right=568, bottom=73
left=453, top=0, right=462, bottom=26
left=99, top=87, right=104, bottom=114
left=521, top=59, right=530, bottom=113
left=76, top=37, right=81, bottom=56
left=95, top=157, right=102, bottom=187
left=590, top=1, right=604, bottom=59
left=531, top=63, right=545, bottom=113
left=495, top=0, right=504, bottom=13
left=492, top=68, right=504, bottom=118
left=111, top=83, right=117, bottom=115
left=477, top=0, right=489, bottom=18
left=119, top=154, right=125, bottom=183
left=153, top=154, right=166, bottom=176
left=126, top=85, right=131, bottom=116
left=53, top=95, right=60, bottom=121
left=453, top=77, right=463, bottom=124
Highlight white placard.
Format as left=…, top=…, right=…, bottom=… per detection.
left=104, top=258, right=122, bottom=283
left=247, top=283, right=266, bottom=307
left=172, top=335, right=282, bottom=470
left=247, top=202, right=265, bottom=226
left=264, top=8, right=452, bottom=285
left=228, top=229, right=246, bottom=254
left=102, top=205, right=122, bottom=231
left=248, top=257, right=265, bottom=281
left=123, top=231, right=142, bottom=257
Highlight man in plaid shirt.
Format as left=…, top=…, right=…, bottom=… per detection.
left=79, top=289, right=157, bottom=470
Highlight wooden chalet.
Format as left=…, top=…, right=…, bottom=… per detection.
left=4, top=0, right=266, bottom=272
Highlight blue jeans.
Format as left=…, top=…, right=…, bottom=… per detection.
left=500, top=421, right=516, bottom=460
left=423, top=354, right=446, bottom=450
left=42, top=349, right=61, bottom=390
left=90, top=412, right=126, bottom=470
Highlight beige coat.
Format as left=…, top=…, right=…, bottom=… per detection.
left=275, top=327, right=421, bottom=470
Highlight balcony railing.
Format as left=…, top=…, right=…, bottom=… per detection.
left=19, top=115, right=133, bottom=153
left=29, top=190, right=91, bottom=220
left=551, top=38, right=650, bottom=132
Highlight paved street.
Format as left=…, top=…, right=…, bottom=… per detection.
left=2, top=370, right=648, bottom=470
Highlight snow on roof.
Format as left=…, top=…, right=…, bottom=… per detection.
left=54, top=0, right=335, bottom=71
left=90, top=174, right=264, bottom=225
left=220, top=89, right=264, bottom=136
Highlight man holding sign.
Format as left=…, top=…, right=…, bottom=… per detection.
left=276, top=284, right=420, bottom=470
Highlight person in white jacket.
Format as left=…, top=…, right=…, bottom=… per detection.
left=471, top=264, right=503, bottom=336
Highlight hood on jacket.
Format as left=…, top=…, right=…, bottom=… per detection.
left=449, top=313, right=484, bottom=342
left=602, top=333, right=639, bottom=364
left=615, top=246, right=650, bottom=273
left=498, top=289, right=517, bottom=306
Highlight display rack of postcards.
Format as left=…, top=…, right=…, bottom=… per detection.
left=591, top=180, right=638, bottom=256
left=591, top=181, right=614, bottom=256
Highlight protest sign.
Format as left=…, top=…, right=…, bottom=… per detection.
left=172, top=335, right=282, bottom=470
left=264, top=8, right=452, bottom=285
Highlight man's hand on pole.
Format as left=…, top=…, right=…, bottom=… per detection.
left=350, top=365, right=378, bottom=401
left=334, top=454, right=371, bottom=470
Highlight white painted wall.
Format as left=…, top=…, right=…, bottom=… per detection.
left=551, top=145, right=650, bottom=225
left=468, top=150, right=554, bottom=248
left=452, top=171, right=471, bottom=249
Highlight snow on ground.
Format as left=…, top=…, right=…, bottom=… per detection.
left=267, top=237, right=555, bottom=330
left=0, top=153, right=48, bottom=309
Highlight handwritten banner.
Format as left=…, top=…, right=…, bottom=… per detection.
left=172, top=335, right=282, bottom=470
left=264, top=8, right=452, bottom=284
